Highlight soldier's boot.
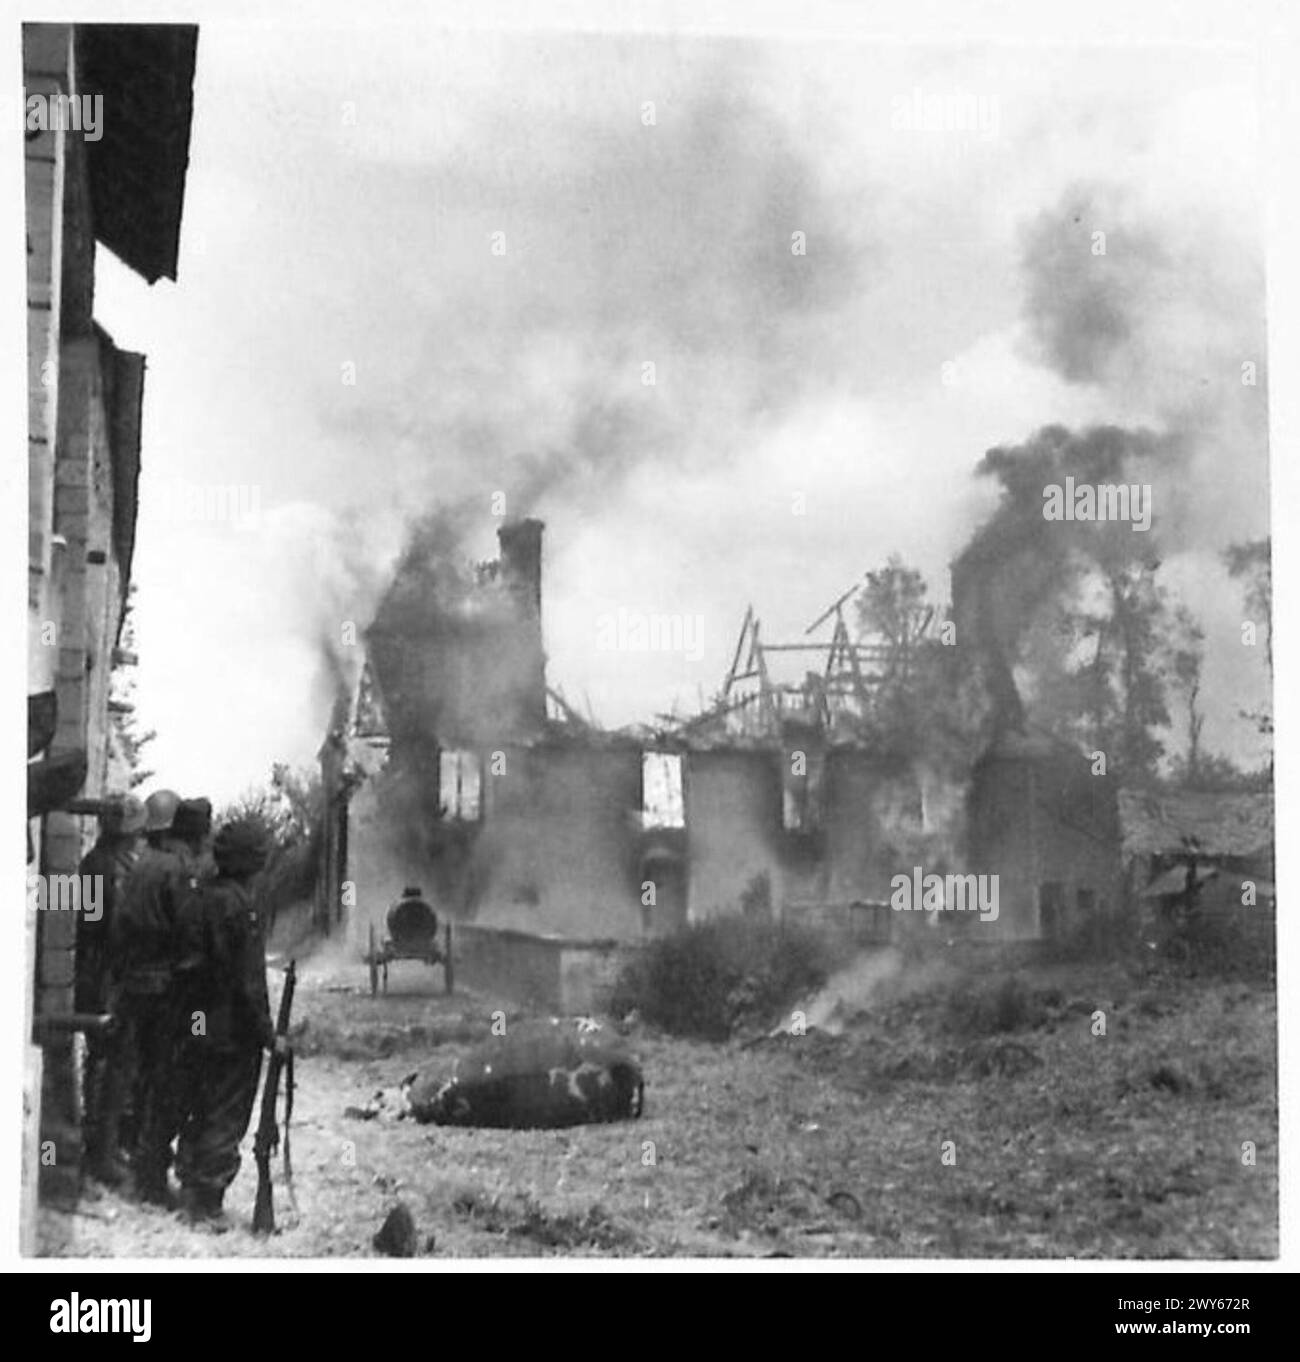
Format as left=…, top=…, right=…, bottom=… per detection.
left=180, top=1184, right=230, bottom=1234
left=84, top=1148, right=130, bottom=1189
left=134, top=1165, right=179, bottom=1209
left=83, top=1103, right=130, bottom=1188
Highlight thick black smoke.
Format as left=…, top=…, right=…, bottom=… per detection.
left=952, top=177, right=1268, bottom=742
left=320, top=77, right=875, bottom=518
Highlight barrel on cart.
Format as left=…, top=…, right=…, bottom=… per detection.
left=366, top=886, right=453, bottom=996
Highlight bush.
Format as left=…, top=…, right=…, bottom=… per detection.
left=1165, top=911, right=1275, bottom=982
left=609, top=915, right=832, bottom=1041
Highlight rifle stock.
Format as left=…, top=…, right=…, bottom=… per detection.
left=252, top=960, right=296, bottom=1234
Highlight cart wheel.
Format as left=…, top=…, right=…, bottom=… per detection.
left=368, top=923, right=378, bottom=996
left=444, top=921, right=454, bottom=995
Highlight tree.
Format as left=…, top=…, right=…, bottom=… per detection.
left=853, top=558, right=984, bottom=771
left=1020, top=555, right=1171, bottom=785
left=1224, top=537, right=1272, bottom=742
left=219, top=764, right=324, bottom=932
left=1103, top=558, right=1170, bottom=784
left=856, top=557, right=933, bottom=687
left=1165, top=604, right=1206, bottom=786
left=219, top=762, right=321, bottom=850
left=109, top=587, right=156, bottom=789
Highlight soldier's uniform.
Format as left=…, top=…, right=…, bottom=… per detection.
left=112, top=794, right=199, bottom=1204
left=174, top=821, right=273, bottom=1223
left=75, top=797, right=145, bottom=1184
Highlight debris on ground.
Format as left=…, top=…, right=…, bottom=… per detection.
left=373, top=1202, right=418, bottom=1257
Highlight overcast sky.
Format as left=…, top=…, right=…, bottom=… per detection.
left=92, top=21, right=1272, bottom=804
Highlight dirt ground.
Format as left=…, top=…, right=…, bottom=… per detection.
left=39, top=949, right=1278, bottom=1261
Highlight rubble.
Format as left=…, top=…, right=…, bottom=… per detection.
left=372, top=1202, right=418, bottom=1257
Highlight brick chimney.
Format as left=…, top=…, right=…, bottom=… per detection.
left=497, top=518, right=546, bottom=730
left=497, top=518, right=543, bottom=617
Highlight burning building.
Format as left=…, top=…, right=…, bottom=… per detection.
left=319, top=516, right=1122, bottom=989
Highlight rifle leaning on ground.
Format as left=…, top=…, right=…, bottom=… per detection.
left=252, top=959, right=297, bottom=1234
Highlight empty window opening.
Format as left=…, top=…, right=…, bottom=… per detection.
left=782, top=748, right=826, bottom=833
left=439, top=749, right=483, bottom=821
left=641, top=752, right=685, bottom=829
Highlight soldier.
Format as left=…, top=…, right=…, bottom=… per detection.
left=173, top=797, right=214, bottom=879
left=174, top=819, right=284, bottom=1228
left=112, top=788, right=198, bottom=1205
left=76, top=794, right=147, bottom=1186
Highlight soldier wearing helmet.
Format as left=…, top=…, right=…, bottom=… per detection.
left=112, top=788, right=208, bottom=1205
left=76, top=794, right=146, bottom=1185
left=172, top=797, right=215, bottom=876
left=173, top=817, right=279, bottom=1228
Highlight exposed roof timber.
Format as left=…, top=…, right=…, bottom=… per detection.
left=804, top=578, right=866, bottom=636
left=546, top=686, right=592, bottom=730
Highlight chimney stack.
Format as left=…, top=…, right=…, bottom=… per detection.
left=497, top=518, right=544, bottom=618
left=497, top=518, right=546, bottom=731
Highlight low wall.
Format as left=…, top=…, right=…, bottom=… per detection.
left=453, top=923, right=637, bottom=1016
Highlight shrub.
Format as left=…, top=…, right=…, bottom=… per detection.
left=1167, top=911, right=1275, bottom=982
left=609, top=914, right=832, bottom=1040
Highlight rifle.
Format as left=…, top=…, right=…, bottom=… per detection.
left=252, top=959, right=296, bottom=1234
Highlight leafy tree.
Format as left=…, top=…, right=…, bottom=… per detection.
left=854, top=556, right=934, bottom=749
left=1224, top=537, right=1272, bottom=741
left=1102, top=558, right=1170, bottom=784
left=219, top=762, right=321, bottom=850
left=853, top=558, right=983, bottom=771
left=219, top=764, right=323, bottom=930
left=1165, top=604, right=1206, bottom=785
left=109, top=587, right=155, bottom=789
left=1015, top=555, right=1171, bottom=784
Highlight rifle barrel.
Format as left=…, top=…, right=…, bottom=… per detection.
left=251, top=960, right=297, bottom=1235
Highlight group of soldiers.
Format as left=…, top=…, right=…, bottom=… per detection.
left=75, top=790, right=286, bottom=1229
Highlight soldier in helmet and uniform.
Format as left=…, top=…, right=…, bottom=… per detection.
left=76, top=794, right=147, bottom=1186
left=174, top=818, right=284, bottom=1228
left=112, top=789, right=205, bottom=1205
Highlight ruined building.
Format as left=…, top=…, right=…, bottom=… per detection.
left=320, top=518, right=1122, bottom=968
